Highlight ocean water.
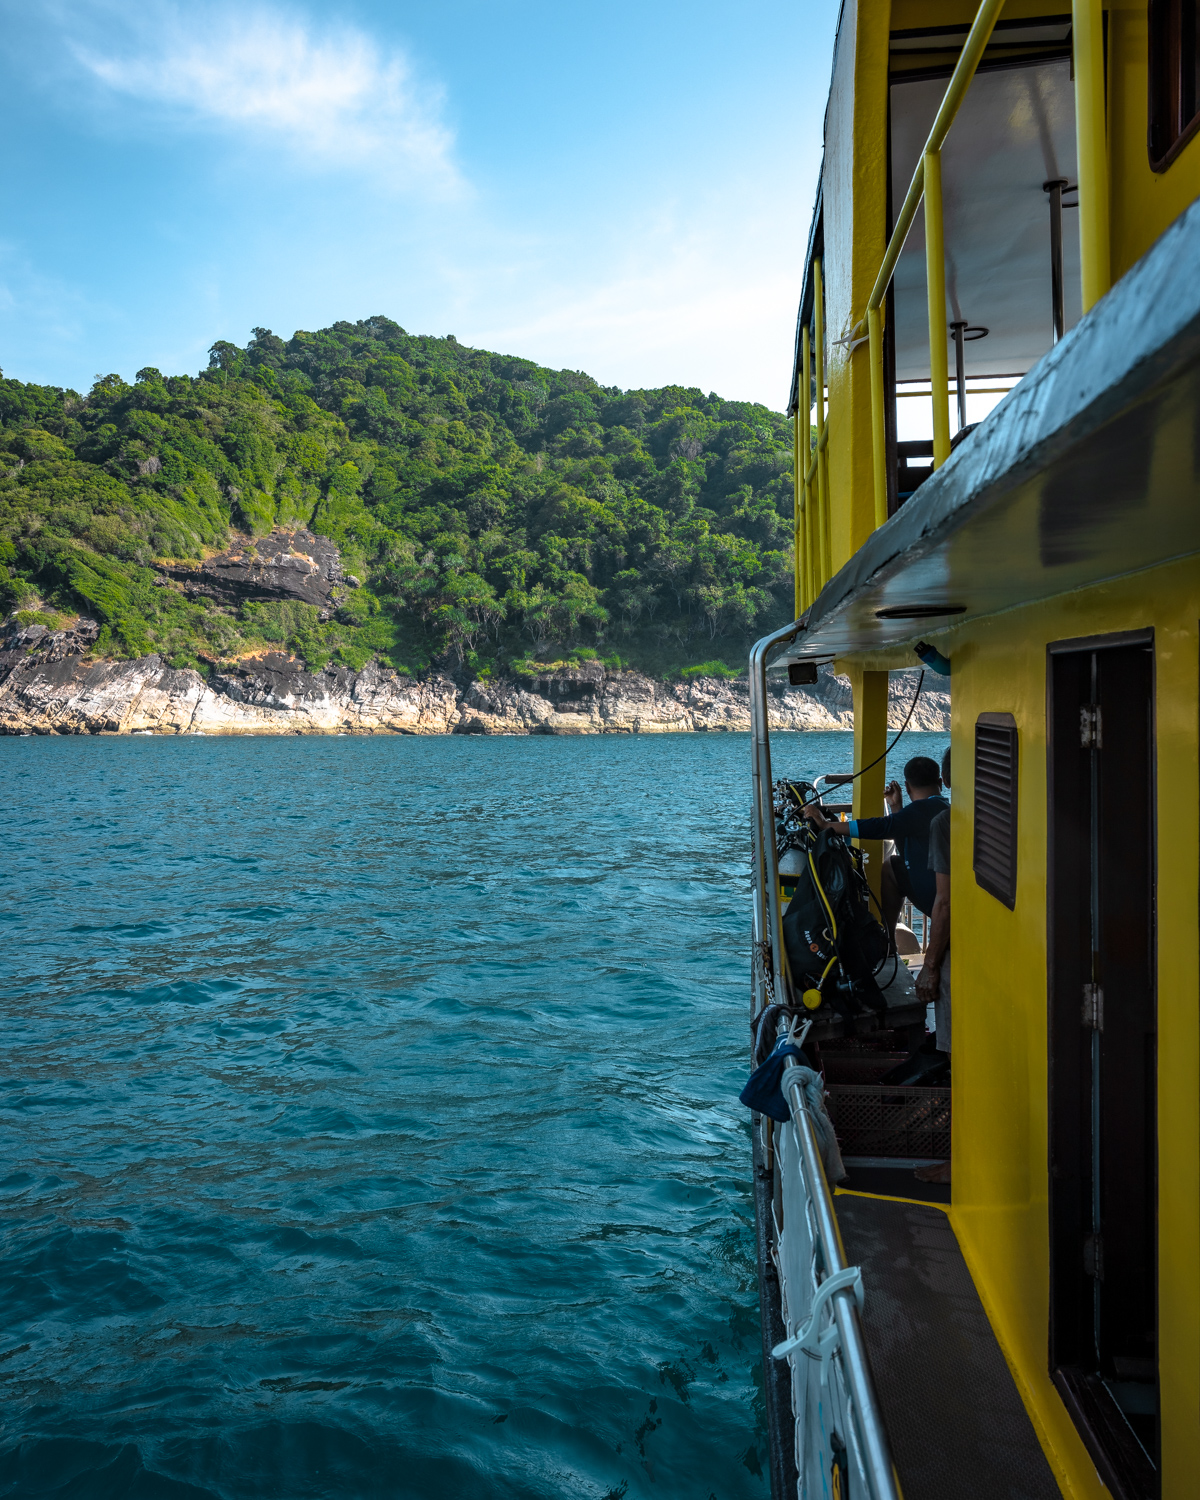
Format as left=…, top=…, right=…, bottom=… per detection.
left=0, top=728, right=947, bottom=1500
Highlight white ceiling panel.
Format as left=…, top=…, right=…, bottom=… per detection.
left=890, top=59, right=1080, bottom=381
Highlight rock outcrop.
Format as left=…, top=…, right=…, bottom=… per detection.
left=158, top=529, right=350, bottom=616
left=0, top=619, right=950, bottom=736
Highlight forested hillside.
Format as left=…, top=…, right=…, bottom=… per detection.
left=0, top=317, right=795, bottom=678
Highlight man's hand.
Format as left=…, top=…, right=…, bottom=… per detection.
left=915, top=961, right=941, bottom=1002
left=884, top=780, right=903, bottom=813
left=801, top=802, right=838, bottom=831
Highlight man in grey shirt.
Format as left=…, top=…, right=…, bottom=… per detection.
left=915, top=747, right=951, bottom=1184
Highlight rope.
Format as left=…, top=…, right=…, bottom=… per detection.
left=788, top=670, right=926, bottom=813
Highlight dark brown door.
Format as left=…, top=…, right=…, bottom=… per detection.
left=1048, top=635, right=1158, bottom=1500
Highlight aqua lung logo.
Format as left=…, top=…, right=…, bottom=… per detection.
left=803, top=927, right=833, bottom=962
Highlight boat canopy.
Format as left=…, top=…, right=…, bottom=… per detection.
left=786, top=192, right=1200, bottom=660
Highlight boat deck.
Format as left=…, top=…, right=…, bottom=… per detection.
left=835, top=1182, right=1060, bottom=1499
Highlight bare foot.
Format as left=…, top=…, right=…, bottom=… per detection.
left=914, top=1161, right=951, bottom=1184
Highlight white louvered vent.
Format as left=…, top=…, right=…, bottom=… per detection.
left=974, top=713, right=1019, bottom=909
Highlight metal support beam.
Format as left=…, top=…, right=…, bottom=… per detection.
left=749, top=620, right=804, bottom=1011
left=925, top=150, right=952, bottom=468
left=950, top=321, right=968, bottom=431
left=868, top=306, right=888, bottom=529
left=813, top=259, right=831, bottom=583
left=850, top=668, right=891, bottom=909
left=801, top=325, right=815, bottom=607
left=792, top=410, right=802, bottom=618
left=1073, top=0, right=1111, bottom=312
left=1045, top=178, right=1067, bottom=343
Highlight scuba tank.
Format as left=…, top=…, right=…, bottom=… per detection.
left=774, top=781, right=890, bottom=1018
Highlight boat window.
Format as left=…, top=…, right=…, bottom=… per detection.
left=1149, top=0, right=1200, bottom=169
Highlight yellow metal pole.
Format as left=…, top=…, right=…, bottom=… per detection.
left=1073, top=0, right=1111, bottom=311
left=806, top=486, right=816, bottom=606
left=862, top=0, right=1004, bottom=324
left=867, top=305, right=887, bottom=529
left=792, top=409, right=803, bottom=616
left=850, top=668, right=890, bottom=909
left=801, top=324, right=814, bottom=607
left=820, top=428, right=832, bottom=584
left=813, top=258, right=831, bottom=585
left=924, top=150, right=952, bottom=468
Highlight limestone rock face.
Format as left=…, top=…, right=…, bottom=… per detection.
left=0, top=620, right=950, bottom=737
left=0, top=624, right=459, bottom=736
left=159, top=529, right=347, bottom=614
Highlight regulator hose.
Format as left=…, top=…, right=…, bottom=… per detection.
left=790, top=670, right=926, bottom=813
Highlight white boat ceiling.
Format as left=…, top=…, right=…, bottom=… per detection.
left=890, top=56, right=1081, bottom=381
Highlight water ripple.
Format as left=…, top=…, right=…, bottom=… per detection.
left=0, top=730, right=944, bottom=1499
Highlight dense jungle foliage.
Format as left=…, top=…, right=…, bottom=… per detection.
left=0, top=316, right=795, bottom=677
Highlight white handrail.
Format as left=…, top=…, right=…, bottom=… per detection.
left=748, top=619, right=902, bottom=1500
left=782, top=1063, right=902, bottom=1500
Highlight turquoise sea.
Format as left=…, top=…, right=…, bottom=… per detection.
left=0, top=729, right=946, bottom=1500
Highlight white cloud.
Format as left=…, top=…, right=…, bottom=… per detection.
left=66, top=2, right=461, bottom=193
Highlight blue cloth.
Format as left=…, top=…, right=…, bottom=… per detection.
left=739, top=1038, right=808, bottom=1122
left=845, top=793, right=948, bottom=916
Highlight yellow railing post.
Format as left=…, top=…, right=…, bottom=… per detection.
left=867, top=305, right=887, bottom=527
left=1073, top=0, right=1110, bottom=311
left=801, top=324, right=814, bottom=607
left=924, top=150, right=952, bottom=468
left=792, top=409, right=803, bottom=615
left=852, top=0, right=1004, bottom=500
left=813, top=258, right=831, bottom=586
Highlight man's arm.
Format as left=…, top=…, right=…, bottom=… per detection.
left=915, top=870, right=950, bottom=1001
left=803, top=782, right=907, bottom=837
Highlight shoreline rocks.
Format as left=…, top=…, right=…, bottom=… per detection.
left=0, top=621, right=950, bottom=737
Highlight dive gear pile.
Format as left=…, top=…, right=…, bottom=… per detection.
left=774, top=780, right=890, bottom=1018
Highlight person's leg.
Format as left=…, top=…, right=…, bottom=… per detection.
left=881, top=853, right=904, bottom=951
left=934, top=947, right=951, bottom=1054
left=916, top=949, right=951, bottom=1183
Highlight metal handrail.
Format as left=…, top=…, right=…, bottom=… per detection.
left=749, top=617, right=805, bottom=1011
left=782, top=1062, right=902, bottom=1500
left=749, top=619, right=902, bottom=1497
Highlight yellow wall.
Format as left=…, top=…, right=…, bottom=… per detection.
left=812, top=6, right=1200, bottom=1490
left=904, top=558, right=1200, bottom=1497
left=1108, top=0, right=1200, bottom=284
left=821, top=0, right=1200, bottom=580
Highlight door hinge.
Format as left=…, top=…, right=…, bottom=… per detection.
left=1079, top=704, right=1103, bottom=748
left=1083, top=1232, right=1104, bottom=1281
left=1082, top=983, right=1104, bottom=1030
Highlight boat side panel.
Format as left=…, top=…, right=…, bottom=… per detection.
left=936, top=556, right=1198, bottom=1498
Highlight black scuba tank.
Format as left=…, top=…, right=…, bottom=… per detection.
left=781, top=825, right=889, bottom=1013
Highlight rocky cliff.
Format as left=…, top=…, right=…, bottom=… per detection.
left=156, top=528, right=357, bottom=616
left=0, top=618, right=950, bottom=736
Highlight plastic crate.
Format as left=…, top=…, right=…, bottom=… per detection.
left=825, top=1082, right=951, bottom=1159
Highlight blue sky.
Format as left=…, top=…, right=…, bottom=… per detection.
left=0, top=1, right=834, bottom=408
